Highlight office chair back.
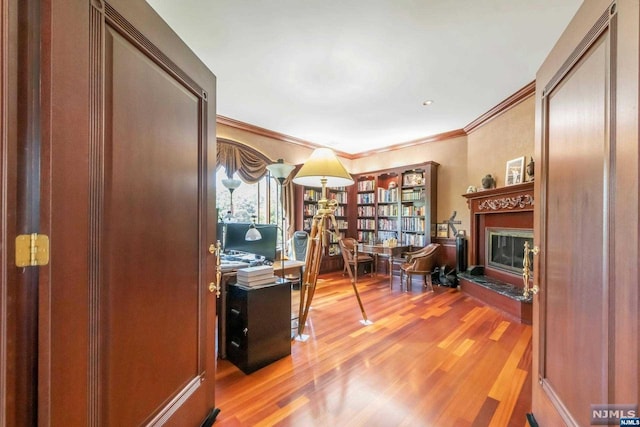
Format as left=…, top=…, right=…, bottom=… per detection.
left=291, top=231, right=309, bottom=262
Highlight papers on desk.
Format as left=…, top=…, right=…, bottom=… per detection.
left=220, top=260, right=251, bottom=272
left=236, top=265, right=277, bottom=287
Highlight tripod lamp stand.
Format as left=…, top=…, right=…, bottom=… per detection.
left=292, top=148, right=371, bottom=340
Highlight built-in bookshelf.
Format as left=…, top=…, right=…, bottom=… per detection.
left=353, top=162, right=439, bottom=248
left=356, top=176, right=376, bottom=244
left=295, top=162, right=438, bottom=272
left=297, top=185, right=349, bottom=272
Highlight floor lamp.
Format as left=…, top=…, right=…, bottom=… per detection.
left=221, top=177, right=242, bottom=219
left=266, top=159, right=295, bottom=284
left=292, top=148, right=371, bottom=340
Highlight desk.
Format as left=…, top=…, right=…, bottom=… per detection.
left=272, top=259, right=306, bottom=278
left=357, top=244, right=409, bottom=286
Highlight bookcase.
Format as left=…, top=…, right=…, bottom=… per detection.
left=294, top=161, right=438, bottom=272
left=354, top=162, right=439, bottom=248
left=296, top=185, right=349, bottom=272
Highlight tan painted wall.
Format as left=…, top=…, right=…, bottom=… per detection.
left=467, top=96, right=535, bottom=190
left=216, top=93, right=535, bottom=239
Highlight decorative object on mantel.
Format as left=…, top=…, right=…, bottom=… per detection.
left=466, top=185, right=477, bottom=193
left=478, top=194, right=534, bottom=211
left=481, top=174, right=495, bottom=190
left=505, top=156, right=525, bottom=186
left=526, top=157, right=535, bottom=181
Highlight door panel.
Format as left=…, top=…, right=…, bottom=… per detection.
left=543, top=34, right=608, bottom=426
left=534, top=1, right=640, bottom=425
left=103, top=27, right=203, bottom=425
left=42, top=1, right=217, bottom=424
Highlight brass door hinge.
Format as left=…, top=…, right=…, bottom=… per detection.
left=16, top=233, right=50, bottom=267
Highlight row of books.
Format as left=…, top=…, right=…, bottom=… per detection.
left=356, top=193, right=375, bottom=204
left=357, top=179, right=375, bottom=192
left=377, top=187, right=398, bottom=203
left=304, top=204, right=346, bottom=217
left=378, top=204, right=399, bottom=216
left=358, top=206, right=376, bottom=217
left=357, top=219, right=376, bottom=230
left=401, top=217, right=425, bottom=232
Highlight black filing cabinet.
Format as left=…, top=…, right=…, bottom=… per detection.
left=226, top=283, right=291, bottom=374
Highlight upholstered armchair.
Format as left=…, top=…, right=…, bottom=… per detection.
left=399, top=243, right=441, bottom=291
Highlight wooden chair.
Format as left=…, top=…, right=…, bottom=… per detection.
left=399, top=243, right=441, bottom=291
left=339, top=237, right=374, bottom=284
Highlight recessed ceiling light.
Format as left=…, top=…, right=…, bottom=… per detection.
left=423, top=100, right=434, bottom=106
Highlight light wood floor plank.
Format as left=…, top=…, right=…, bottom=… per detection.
left=214, top=272, right=532, bottom=426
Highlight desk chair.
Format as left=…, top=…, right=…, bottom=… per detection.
left=340, top=237, right=374, bottom=285
left=399, top=243, right=441, bottom=291
left=285, top=231, right=309, bottom=288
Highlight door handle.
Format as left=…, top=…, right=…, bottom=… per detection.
left=523, top=241, right=539, bottom=298
left=209, top=240, right=222, bottom=298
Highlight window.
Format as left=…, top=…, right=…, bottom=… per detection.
left=216, top=168, right=283, bottom=246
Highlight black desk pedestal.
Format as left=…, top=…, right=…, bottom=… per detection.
left=226, top=282, right=291, bottom=374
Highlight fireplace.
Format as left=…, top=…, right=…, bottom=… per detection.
left=486, top=228, right=533, bottom=275
left=461, top=182, right=535, bottom=324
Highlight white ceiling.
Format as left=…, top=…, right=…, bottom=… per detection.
left=147, top=0, right=582, bottom=154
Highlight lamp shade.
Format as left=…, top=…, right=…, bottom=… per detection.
left=221, top=178, right=242, bottom=191
left=292, top=148, right=354, bottom=187
left=245, top=225, right=262, bottom=241
left=266, top=159, right=295, bottom=181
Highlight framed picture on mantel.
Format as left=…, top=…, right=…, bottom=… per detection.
left=505, top=156, right=525, bottom=186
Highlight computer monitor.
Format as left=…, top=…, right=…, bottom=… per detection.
left=223, top=222, right=278, bottom=261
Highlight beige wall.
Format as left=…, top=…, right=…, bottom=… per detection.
left=216, top=93, right=535, bottom=238
left=467, top=96, right=535, bottom=189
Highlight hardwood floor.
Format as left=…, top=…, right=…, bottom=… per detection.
left=214, top=271, right=532, bottom=426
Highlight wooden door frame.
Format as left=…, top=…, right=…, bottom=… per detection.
left=2, top=0, right=43, bottom=424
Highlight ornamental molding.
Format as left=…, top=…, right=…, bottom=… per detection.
left=478, top=194, right=534, bottom=211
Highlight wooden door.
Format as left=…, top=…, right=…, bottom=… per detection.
left=532, top=1, right=639, bottom=425
left=36, top=1, right=218, bottom=425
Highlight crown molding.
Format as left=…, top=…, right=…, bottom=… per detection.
left=216, top=115, right=354, bottom=159
left=217, top=81, right=536, bottom=157
left=349, top=129, right=467, bottom=159
left=463, top=80, right=536, bottom=134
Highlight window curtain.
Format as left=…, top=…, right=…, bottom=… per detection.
left=216, top=139, right=270, bottom=183
left=216, top=138, right=296, bottom=240
left=282, top=166, right=299, bottom=239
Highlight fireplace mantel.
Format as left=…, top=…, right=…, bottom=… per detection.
left=462, top=181, right=534, bottom=279
left=463, top=181, right=534, bottom=214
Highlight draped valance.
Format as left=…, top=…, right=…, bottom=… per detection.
left=216, top=138, right=271, bottom=183
left=216, top=138, right=298, bottom=239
